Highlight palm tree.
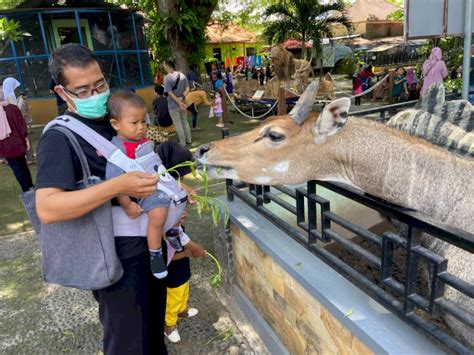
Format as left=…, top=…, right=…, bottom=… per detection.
left=263, top=0, right=352, bottom=60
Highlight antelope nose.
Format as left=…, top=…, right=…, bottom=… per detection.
left=196, top=143, right=211, bottom=159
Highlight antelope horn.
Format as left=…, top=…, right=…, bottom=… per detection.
left=289, top=79, right=320, bottom=125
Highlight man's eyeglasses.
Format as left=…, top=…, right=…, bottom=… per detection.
left=62, top=80, right=109, bottom=99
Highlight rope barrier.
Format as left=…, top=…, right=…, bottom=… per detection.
left=329, top=73, right=390, bottom=99
left=223, top=88, right=279, bottom=119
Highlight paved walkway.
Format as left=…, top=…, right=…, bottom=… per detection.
left=0, top=212, right=263, bottom=354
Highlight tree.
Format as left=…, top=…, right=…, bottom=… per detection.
left=262, top=0, right=352, bottom=60
left=145, top=0, right=218, bottom=73
left=113, top=0, right=218, bottom=73
left=0, top=17, right=21, bottom=55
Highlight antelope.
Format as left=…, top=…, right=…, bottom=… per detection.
left=196, top=81, right=474, bottom=348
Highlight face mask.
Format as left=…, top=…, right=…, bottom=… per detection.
left=63, top=88, right=110, bottom=119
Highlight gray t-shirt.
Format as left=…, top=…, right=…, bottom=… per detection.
left=164, top=71, right=189, bottom=110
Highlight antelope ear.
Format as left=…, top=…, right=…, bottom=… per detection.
left=314, top=98, right=351, bottom=144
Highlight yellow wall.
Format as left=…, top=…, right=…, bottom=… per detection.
left=30, top=86, right=155, bottom=125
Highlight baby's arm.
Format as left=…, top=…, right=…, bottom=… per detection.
left=117, top=196, right=142, bottom=219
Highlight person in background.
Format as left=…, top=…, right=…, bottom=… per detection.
left=209, top=63, right=219, bottom=90
left=421, top=47, right=448, bottom=96
left=185, top=89, right=213, bottom=130
left=391, top=66, right=408, bottom=103
left=163, top=58, right=192, bottom=147
left=49, top=78, right=67, bottom=116
left=153, top=84, right=173, bottom=128
left=265, top=63, right=273, bottom=82
left=17, top=92, right=34, bottom=163
left=372, top=68, right=389, bottom=102
left=187, top=67, right=199, bottom=89
left=0, top=86, right=33, bottom=192
left=251, top=67, right=258, bottom=81
left=214, top=91, right=224, bottom=128
left=259, top=68, right=265, bottom=86
left=405, top=67, right=418, bottom=87
left=214, top=72, right=224, bottom=91
left=225, top=67, right=233, bottom=95
left=154, top=67, right=164, bottom=85
left=353, top=75, right=363, bottom=106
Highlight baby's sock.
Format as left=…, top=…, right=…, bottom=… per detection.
left=149, top=248, right=168, bottom=279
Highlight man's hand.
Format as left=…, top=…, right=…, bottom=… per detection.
left=115, top=172, right=158, bottom=198
left=186, top=240, right=206, bottom=257
left=179, top=102, right=187, bottom=111
left=124, top=201, right=142, bottom=219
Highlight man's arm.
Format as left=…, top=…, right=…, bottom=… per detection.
left=36, top=172, right=158, bottom=224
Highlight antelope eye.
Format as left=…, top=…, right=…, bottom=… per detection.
left=267, top=131, right=285, bottom=142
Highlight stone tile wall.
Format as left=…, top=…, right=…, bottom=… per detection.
left=231, top=223, right=373, bottom=355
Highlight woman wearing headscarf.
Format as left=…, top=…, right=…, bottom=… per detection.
left=420, top=47, right=448, bottom=96
left=0, top=84, right=33, bottom=192
left=2, top=77, right=21, bottom=105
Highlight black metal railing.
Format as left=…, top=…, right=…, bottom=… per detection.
left=350, top=92, right=460, bottom=122
left=225, top=179, right=474, bottom=354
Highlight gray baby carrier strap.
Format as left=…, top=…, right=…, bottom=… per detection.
left=44, top=115, right=187, bottom=232
left=20, top=125, right=123, bottom=290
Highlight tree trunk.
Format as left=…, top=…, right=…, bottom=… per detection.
left=301, top=33, right=307, bottom=59
left=156, top=0, right=217, bottom=74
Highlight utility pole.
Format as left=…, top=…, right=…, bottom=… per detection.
left=462, top=0, right=472, bottom=99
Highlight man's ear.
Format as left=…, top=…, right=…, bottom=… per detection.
left=54, top=85, right=69, bottom=103
left=314, top=98, right=351, bottom=144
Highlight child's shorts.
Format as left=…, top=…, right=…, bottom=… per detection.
left=139, top=190, right=170, bottom=212
left=215, top=112, right=223, bottom=118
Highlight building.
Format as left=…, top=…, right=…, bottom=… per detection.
left=334, top=0, right=403, bottom=39
left=205, top=23, right=266, bottom=69
left=0, top=4, right=154, bottom=124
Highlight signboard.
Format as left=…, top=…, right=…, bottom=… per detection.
left=405, top=0, right=474, bottom=39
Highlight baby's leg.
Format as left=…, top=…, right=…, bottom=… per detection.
left=147, top=207, right=168, bottom=249
left=147, top=207, right=169, bottom=279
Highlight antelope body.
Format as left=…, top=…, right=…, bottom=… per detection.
left=197, top=81, right=474, bottom=348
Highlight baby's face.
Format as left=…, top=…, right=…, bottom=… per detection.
left=111, top=106, right=148, bottom=141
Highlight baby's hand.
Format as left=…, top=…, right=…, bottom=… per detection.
left=125, top=202, right=142, bottom=219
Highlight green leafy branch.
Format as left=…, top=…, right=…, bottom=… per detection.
left=204, top=326, right=234, bottom=346
left=206, top=251, right=223, bottom=288
left=157, top=160, right=229, bottom=226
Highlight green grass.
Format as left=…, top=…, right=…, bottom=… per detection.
left=0, top=112, right=261, bottom=236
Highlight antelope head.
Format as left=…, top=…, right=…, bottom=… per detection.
left=196, top=81, right=351, bottom=185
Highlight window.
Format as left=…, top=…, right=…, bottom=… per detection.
left=110, top=12, right=135, bottom=50
left=246, top=47, right=256, bottom=57
left=51, top=19, right=93, bottom=49
left=213, top=48, right=222, bottom=62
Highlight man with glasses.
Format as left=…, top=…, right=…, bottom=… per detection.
left=36, top=43, right=167, bottom=354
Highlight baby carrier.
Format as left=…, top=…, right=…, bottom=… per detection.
left=43, top=115, right=188, bottom=232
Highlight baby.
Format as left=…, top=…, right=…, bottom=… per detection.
left=106, top=91, right=184, bottom=279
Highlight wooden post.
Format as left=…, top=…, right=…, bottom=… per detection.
left=220, top=86, right=229, bottom=124
left=277, top=86, right=286, bottom=116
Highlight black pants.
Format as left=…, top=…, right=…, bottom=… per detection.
left=93, top=252, right=168, bottom=355
left=191, top=112, right=198, bottom=128
left=355, top=96, right=361, bottom=106
left=6, top=155, right=33, bottom=192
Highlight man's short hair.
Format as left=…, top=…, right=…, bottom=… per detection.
left=154, top=84, right=164, bottom=95
left=107, top=91, right=146, bottom=120
left=164, top=58, right=175, bottom=70
left=49, top=43, right=102, bottom=86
